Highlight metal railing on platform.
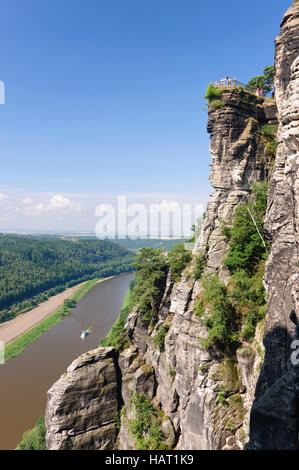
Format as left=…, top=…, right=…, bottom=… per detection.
left=213, top=79, right=269, bottom=97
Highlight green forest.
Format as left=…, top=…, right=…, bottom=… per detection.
left=107, top=237, right=184, bottom=252
left=0, top=235, right=135, bottom=323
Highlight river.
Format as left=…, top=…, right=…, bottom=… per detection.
left=0, top=272, right=134, bottom=450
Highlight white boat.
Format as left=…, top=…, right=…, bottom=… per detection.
left=80, top=327, right=92, bottom=339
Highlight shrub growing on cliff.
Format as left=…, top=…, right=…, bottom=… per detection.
left=99, top=305, right=131, bottom=350
left=99, top=280, right=135, bottom=350
left=193, top=251, right=206, bottom=280
left=188, top=214, right=205, bottom=243
left=194, top=296, right=205, bottom=318
left=222, top=182, right=269, bottom=273
left=222, top=182, right=269, bottom=341
left=128, top=393, right=170, bottom=450
left=204, top=83, right=222, bottom=103
left=152, top=323, right=169, bottom=351
left=198, top=274, right=239, bottom=351
left=166, top=243, right=192, bottom=282
left=231, top=261, right=267, bottom=341
left=211, top=99, right=225, bottom=109
left=195, top=183, right=269, bottom=349
left=261, top=124, right=278, bottom=138
left=265, top=140, right=277, bottom=160
left=261, top=124, right=278, bottom=162
left=131, top=248, right=168, bottom=326
left=16, top=416, right=46, bottom=450
left=217, top=385, right=228, bottom=405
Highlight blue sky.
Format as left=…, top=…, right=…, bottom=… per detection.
left=0, top=0, right=291, bottom=233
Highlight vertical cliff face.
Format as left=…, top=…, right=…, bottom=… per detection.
left=246, top=1, right=299, bottom=450
left=194, top=89, right=276, bottom=275
left=259, top=1, right=299, bottom=391
left=118, top=91, right=276, bottom=451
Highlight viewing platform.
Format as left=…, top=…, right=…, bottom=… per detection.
left=212, top=79, right=272, bottom=97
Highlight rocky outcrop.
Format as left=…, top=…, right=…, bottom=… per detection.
left=258, top=0, right=299, bottom=391
left=45, top=347, right=120, bottom=450
left=44, top=3, right=299, bottom=451
left=248, top=312, right=299, bottom=450
left=247, top=1, right=299, bottom=449
left=194, top=89, right=277, bottom=275
left=114, top=88, right=277, bottom=451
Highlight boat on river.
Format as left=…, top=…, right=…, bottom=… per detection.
left=80, top=327, right=92, bottom=339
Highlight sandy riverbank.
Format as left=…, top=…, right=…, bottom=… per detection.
left=0, top=276, right=117, bottom=345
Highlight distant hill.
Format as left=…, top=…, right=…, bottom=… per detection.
left=0, top=235, right=135, bottom=323
left=108, top=237, right=184, bottom=252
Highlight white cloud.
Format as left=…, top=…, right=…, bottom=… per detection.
left=0, top=193, right=8, bottom=201
left=0, top=190, right=209, bottom=233
left=25, top=203, right=45, bottom=216
left=46, top=194, right=82, bottom=213
left=22, top=197, right=33, bottom=206
left=24, top=194, right=83, bottom=216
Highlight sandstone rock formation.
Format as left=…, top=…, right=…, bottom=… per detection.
left=193, top=88, right=277, bottom=274
left=46, top=347, right=120, bottom=450
left=247, top=312, right=299, bottom=450
left=260, top=0, right=299, bottom=390
left=45, top=2, right=298, bottom=451
left=247, top=1, right=299, bottom=449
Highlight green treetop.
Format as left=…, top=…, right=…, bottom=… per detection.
left=247, top=66, right=275, bottom=93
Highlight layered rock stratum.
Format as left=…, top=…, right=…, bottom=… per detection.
left=46, top=348, right=120, bottom=450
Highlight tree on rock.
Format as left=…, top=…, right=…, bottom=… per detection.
left=247, top=66, right=275, bottom=94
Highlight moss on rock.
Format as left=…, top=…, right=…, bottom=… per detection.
left=209, top=358, right=240, bottom=394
